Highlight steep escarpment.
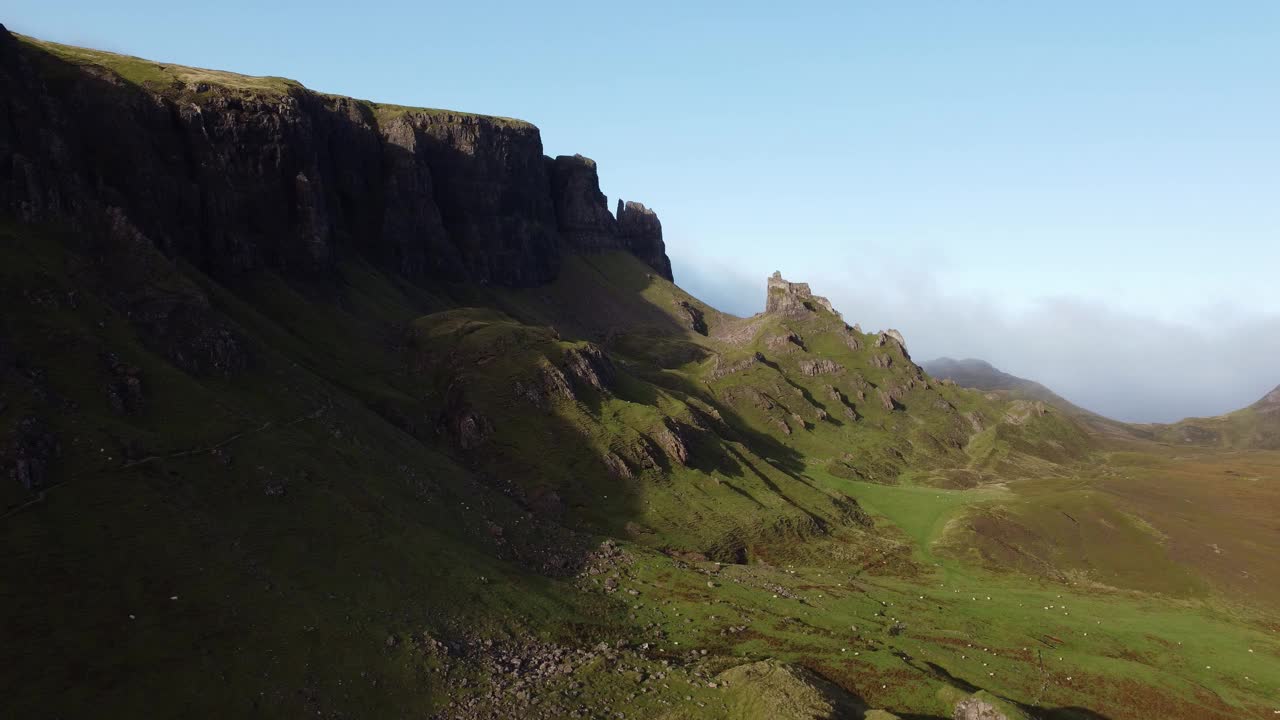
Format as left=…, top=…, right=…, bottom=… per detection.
left=546, top=154, right=673, bottom=281
left=0, top=26, right=670, bottom=288
left=616, top=199, right=672, bottom=281
left=7, top=28, right=1268, bottom=720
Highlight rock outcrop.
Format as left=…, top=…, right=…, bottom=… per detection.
left=765, top=272, right=839, bottom=316
left=616, top=200, right=674, bottom=281
left=548, top=154, right=618, bottom=252
left=0, top=28, right=671, bottom=289
left=799, top=359, right=843, bottom=377
left=953, top=698, right=1008, bottom=720
left=545, top=154, right=675, bottom=279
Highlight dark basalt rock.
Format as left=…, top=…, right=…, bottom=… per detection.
left=616, top=200, right=674, bottom=281
left=548, top=154, right=618, bottom=252
left=676, top=300, right=708, bottom=335
left=562, top=344, right=616, bottom=393
left=0, top=28, right=671, bottom=291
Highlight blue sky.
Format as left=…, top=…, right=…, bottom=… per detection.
left=8, top=2, right=1279, bottom=421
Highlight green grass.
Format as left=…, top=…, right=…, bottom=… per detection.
left=20, top=34, right=303, bottom=94
left=3, top=219, right=1279, bottom=719
left=16, top=32, right=538, bottom=131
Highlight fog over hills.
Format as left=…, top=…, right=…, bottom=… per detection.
left=674, top=257, right=1280, bottom=424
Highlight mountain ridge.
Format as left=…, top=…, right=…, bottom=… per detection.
left=924, top=355, right=1280, bottom=449
left=0, top=25, right=671, bottom=291
left=2, top=28, right=1279, bottom=720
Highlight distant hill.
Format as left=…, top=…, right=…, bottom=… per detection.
left=922, top=357, right=1064, bottom=400
left=921, top=357, right=1100, bottom=413
left=1143, top=384, right=1280, bottom=449
left=922, top=357, right=1144, bottom=439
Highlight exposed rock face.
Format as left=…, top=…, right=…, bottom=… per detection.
left=799, top=359, right=843, bottom=377
left=766, top=331, right=805, bottom=352
left=562, top=344, right=615, bottom=393
left=514, top=363, right=575, bottom=408
left=0, top=29, right=670, bottom=289
left=616, top=200, right=674, bottom=281
left=675, top=300, right=708, bottom=335
left=953, top=697, right=1009, bottom=720
left=654, top=419, right=691, bottom=465
left=878, top=389, right=901, bottom=411
left=765, top=272, right=839, bottom=316
left=874, top=330, right=912, bottom=362
left=548, top=154, right=618, bottom=251
left=709, top=352, right=764, bottom=380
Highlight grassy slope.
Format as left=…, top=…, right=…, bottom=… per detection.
left=3, top=221, right=1280, bottom=719
left=19, top=33, right=534, bottom=127
left=2, top=32, right=1279, bottom=715
left=1145, top=405, right=1280, bottom=450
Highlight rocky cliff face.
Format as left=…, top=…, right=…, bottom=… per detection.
left=0, top=27, right=671, bottom=288
left=765, top=271, right=839, bottom=316
left=545, top=155, right=674, bottom=280
left=548, top=154, right=618, bottom=252
left=616, top=200, right=673, bottom=281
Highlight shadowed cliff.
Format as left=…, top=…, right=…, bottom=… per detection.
left=0, top=25, right=672, bottom=290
